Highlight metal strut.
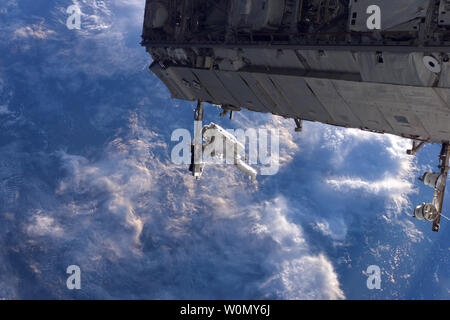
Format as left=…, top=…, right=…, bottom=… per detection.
left=432, top=143, right=450, bottom=232
left=194, top=100, right=204, bottom=121
left=407, top=140, right=426, bottom=156
left=294, top=118, right=303, bottom=132
left=189, top=101, right=204, bottom=179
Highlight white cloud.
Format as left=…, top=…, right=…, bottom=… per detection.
left=0, top=0, right=440, bottom=299
left=325, top=176, right=412, bottom=200
left=0, top=105, right=10, bottom=115
left=313, top=219, right=348, bottom=241
left=13, top=25, right=55, bottom=39
left=319, top=129, right=420, bottom=238
left=27, top=213, right=64, bottom=237
left=52, top=113, right=345, bottom=299
left=263, top=255, right=345, bottom=300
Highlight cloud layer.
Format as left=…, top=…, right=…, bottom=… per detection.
left=0, top=0, right=448, bottom=300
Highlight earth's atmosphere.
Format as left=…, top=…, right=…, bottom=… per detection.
left=0, top=0, right=448, bottom=299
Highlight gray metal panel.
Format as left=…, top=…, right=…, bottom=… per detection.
left=434, top=88, right=450, bottom=106
left=332, top=81, right=395, bottom=133
left=243, top=48, right=303, bottom=69
left=412, top=108, right=450, bottom=142
left=438, top=57, right=450, bottom=88
left=331, top=81, right=450, bottom=141
left=191, top=69, right=241, bottom=107
left=376, top=104, right=431, bottom=140
left=269, top=74, right=334, bottom=122
left=229, top=0, right=285, bottom=31
left=214, top=48, right=247, bottom=71
left=358, top=52, right=437, bottom=86
left=218, top=70, right=268, bottom=113
left=296, top=50, right=360, bottom=73
left=304, top=78, right=363, bottom=127
left=368, top=84, right=431, bottom=139
left=150, top=63, right=188, bottom=100
left=154, top=65, right=450, bottom=143
left=238, top=72, right=286, bottom=115
left=399, top=86, right=450, bottom=113
left=250, top=72, right=297, bottom=117
left=166, top=67, right=214, bottom=101
left=406, top=87, right=450, bottom=141
left=215, top=48, right=446, bottom=88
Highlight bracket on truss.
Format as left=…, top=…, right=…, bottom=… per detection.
left=219, top=104, right=241, bottom=120
left=407, top=140, right=426, bottom=156
left=414, top=143, right=450, bottom=232
left=189, top=101, right=205, bottom=179
left=294, top=118, right=303, bottom=132
left=432, top=143, right=450, bottom=232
